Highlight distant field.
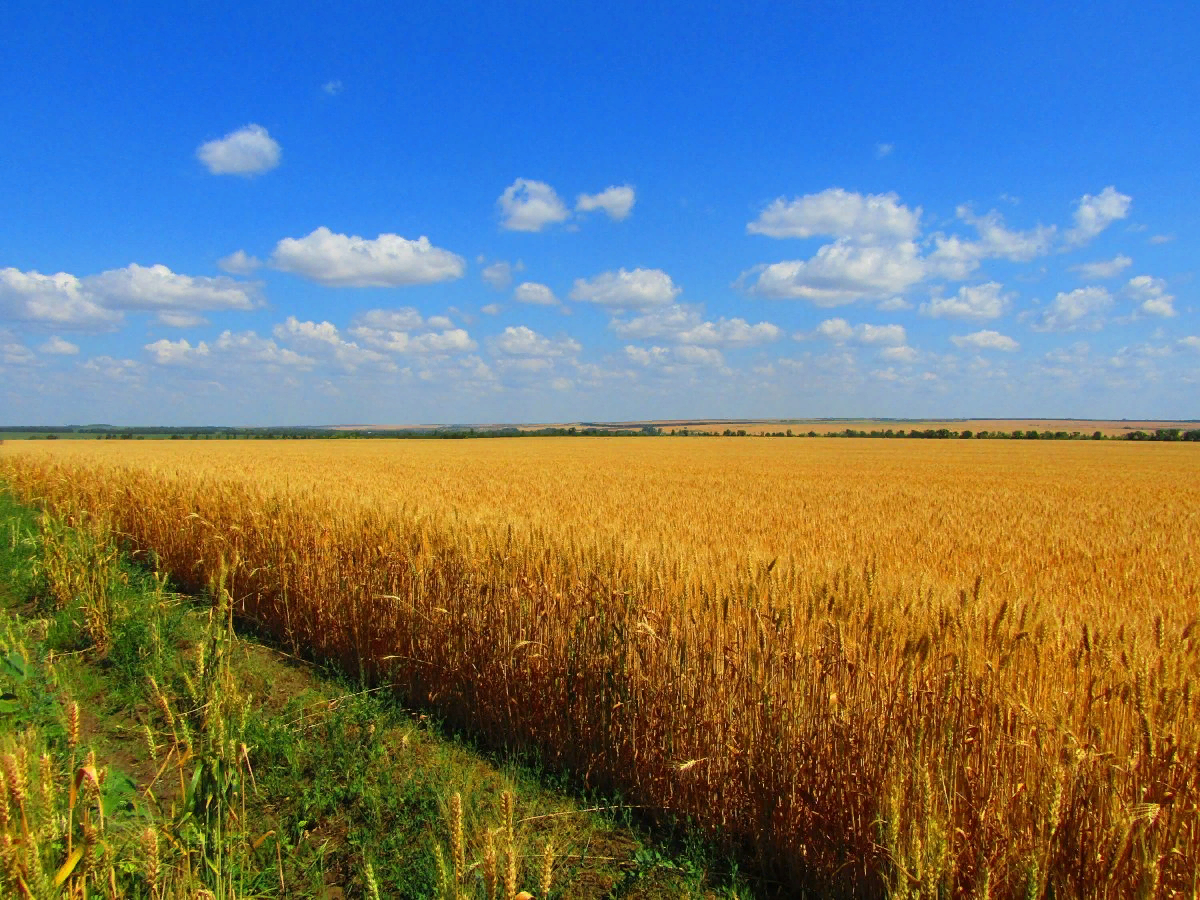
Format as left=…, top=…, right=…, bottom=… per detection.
left=2, top=438, right=1197, bottom=896
left=330, top=417, right=1200, bottom=436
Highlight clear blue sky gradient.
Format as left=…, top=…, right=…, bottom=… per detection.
left=2, top=1, right=1197, bottom=425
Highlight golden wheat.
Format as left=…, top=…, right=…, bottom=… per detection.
left=2, top=437, right=1197, bottom=896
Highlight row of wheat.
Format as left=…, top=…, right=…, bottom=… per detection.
left=2, top=439, right=1196, bottom=897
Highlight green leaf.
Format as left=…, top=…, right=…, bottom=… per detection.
left=1, top=651, right=27, bottom=680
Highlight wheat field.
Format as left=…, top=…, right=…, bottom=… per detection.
left=2, top=437, right=1197, bottom=897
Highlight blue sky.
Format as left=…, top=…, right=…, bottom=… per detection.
left=2, top=1, right=1197, bottom=425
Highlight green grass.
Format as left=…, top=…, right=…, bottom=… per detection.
left=0, top=487, right=759, bottom=899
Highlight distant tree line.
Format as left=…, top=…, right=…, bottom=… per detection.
left=5, top=424, right=1198, bottom=442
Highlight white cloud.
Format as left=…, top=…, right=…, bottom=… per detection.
left=270, top=227, right=465, bottom=287
left=857, top=323, right=907, bottom=346
left=218, top=250, right=262, bottom=275
left=214, top=330, right=314, bottom=367
left=354, top=307, right=425, bottom=331
left=951, top=330, right=1020, bottom=351
left=322, top=80, right=343, bottom=95
left=488, top=325, right=580, bottom=357
left=81, top=356, right=143, bottom=383
left=86, top=264, right=259, bottom=311
left=1064, top=186, right=1132, bottom=247
left=748, top=240, right=924, bottom=304
left=145, top=338, right=210, bottom=366
left=480, top=303, right=502, bottom=315
left=610, top=304, right=699, bottom=340
left=674, top=345, right=725, bottom=367
left=273, top=316, right=394, bottom=371
left=879, top=345, right=918, bottom=363
left=513, top=282, right=559, bottom=306
left=813, top=318, right=906, bottom=346
left=1071, top=254, right=1132, bottom=280
left=2, top=342, right=37, bottom=366
left=747, top=188, right=920, bottom=243
left=481, top=261, right=518, bottom=289
left=626, top=343, right=726, bottom=369
left=1148, top=234, right=1174, bottom=245
left=156, top=311, right=209, bottom=328
left=677, top=318, right=781, bottom=347
left=921, top=282, right=1011, bottom=320
left=351, top=326, right=476, bottom=354
left=1126, top=275, right=1175, bottom=317
left=1179, top=336, right=1200, bottom=352
left=570, top=268, right=681, bottom=309
left=1033, top=286, right=1113, bottom=332
left=815, top=318, right=853, bottom=341
left=497, top=179, right=570, bottom=232
left=38, top=336, right=79, bottom=355
left=576, top=185, right=636, bottom=220
left=625, top=345, right=671, bottom=366
left=348, top=309, right=476, bottom=355
left=875, top=143, right=894, bottom=159
left=877, top=297, right=912, bottom=311
left=196, top=124, right=281, bottom=176
left=0, top=268, right=121, bottom=329
left=926, top=208, right=1055, bottom=279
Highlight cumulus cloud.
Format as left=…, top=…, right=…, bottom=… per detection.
left=156, top=311, right=209, bottom=328
left=218, top=250, right=262, bottom=275
left=1179, top=336, right=1200, bottom=352
left=576, top=185, right=636, bottom=220
left=676, top=318, right=781, bottom=347
left=214, top=330, right=314, bottom=367
left=513, top=282, right=559, bottom=306
left=270, top=227, right=465, bottom=287
left=38, top=336, right=79, bottom=355
left=747, top=188, right=921, bottom=243
left=674, top=345, right=726, bottom=367
left=481, top=260, right=519, bottom=289
left=196, top=124, right=281, bottom=176
left=497, top=179, right=570, bottom=232
left=951, top=330, right=1020, bottom=351
left=748, top=241, right=924, bottom=304
left=812, top=318, right=907, bottom=346
left=926, top=208, right=1055, bottom=279
left=2, top=341, right=37, bottom=366
left=1064, top=186, right=1132, bottom=247
left=348, top=308, right=476, bottom=354
left=351, top=326, right=476, bottom=354
left=81, top=356, right=143, bottom=383
left=879, top=345, right=918, bottom=363
left=86, top=264, right=259, bottom=312
left=610, top=304, right=699, bottom=340
left=625, top=345, right=672, bottom=366
left=920, top=282, right=1011, bottom=320
left=1126, top=275, right=1175, bottom=317
left=488, top=325, right=580, bottom=357
left=1033, top=287, right=1113, bottom=332
left=480, top=303, right=502, bottom=315
left=145, top=338, right=210, bottom=366
left=0, top=268, right=121, bottom=330
left=570, top=268, right=681, bottom=309
left=273, top=316, right=394, bottom=371
left=354, top=307, right=426, bottom=331
left=1071, top=254, right=1132, bottom=280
